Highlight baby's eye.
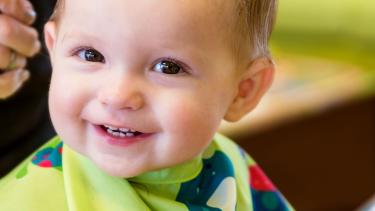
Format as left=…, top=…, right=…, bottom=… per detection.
left=154, top=60, right=183, bottom=74
left=77, top=48, right=105, bottom=63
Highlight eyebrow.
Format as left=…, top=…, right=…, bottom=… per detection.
left=59, top=30, right=103, bottom=45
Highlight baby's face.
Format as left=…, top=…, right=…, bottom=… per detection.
left=47, top=0, right=242, bottom=177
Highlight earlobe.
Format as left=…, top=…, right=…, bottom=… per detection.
left=44, top=21, right=57, bottom=56
left=224, top=58, right=274, bottom=122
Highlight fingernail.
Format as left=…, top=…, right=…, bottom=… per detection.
left=36, top=41, right=41, bottom=52
left=27, top=9, right=37, bottom=23
left=32, top=41, right=41, bottom=55
left=21, top=70, right=30, bottom=81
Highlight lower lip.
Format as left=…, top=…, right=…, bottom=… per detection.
left=92, top=124, right=153, bottom=147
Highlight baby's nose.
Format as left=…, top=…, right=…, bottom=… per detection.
left=97, top=77, right=144, bottom=110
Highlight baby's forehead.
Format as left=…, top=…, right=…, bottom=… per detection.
left=61, top=0, right=239, bottom=42
left=61, top=0, right=238, bottom=24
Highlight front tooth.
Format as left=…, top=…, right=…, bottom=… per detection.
left=126, top=133, right=134, bottom=137
left=119, top=133, right=126, bottom=137
left=119, top=128, right=129, bottom=132
left=112, top=132, right=121, bottom=137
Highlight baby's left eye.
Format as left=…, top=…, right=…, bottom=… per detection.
left=77, top=48, right=105, bottom=63
left=153, top=60, right=183, bottom=74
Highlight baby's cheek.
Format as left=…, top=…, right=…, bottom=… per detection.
left=161, top=97, right=221, bottom=141
left=50, top=85, right=74, bottom=117
left=49, top=74, right=89, bottom=126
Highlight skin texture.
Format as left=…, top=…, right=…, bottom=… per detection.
left=44, top=0, right=274, bottom=177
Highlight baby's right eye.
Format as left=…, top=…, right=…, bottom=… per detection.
left=76, top=48, right=105, bottom=63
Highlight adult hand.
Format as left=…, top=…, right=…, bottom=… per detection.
left=0, top=0, right=41, bottom=99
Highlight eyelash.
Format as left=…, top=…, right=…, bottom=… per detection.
left=72, top=47, right=105, bottom=63
left=152, top=57, right=188, bottom=75
left=71, top=47, right=189, bottom=75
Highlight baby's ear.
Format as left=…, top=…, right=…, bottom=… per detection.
left=224, top=57, right=274, bottom=122
left=44, top=21, right=57, bottom=57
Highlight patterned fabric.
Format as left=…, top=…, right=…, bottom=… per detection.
left=0, top=134, right=294, bottom=211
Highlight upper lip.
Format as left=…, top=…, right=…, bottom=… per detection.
left=82, top=110, right=157, bottom=134
left=102, top=124, right=138, bottom=132
left=92, top=122, right=152, bottom=134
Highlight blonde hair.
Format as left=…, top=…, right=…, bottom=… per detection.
left=50, top=0, right=277, bottom=60
left=236, top=0, right=277, bottom=60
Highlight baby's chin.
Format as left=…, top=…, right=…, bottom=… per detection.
left=88, top=154, right=149, bottom=178
left=97, top=163, right=142, bottom=178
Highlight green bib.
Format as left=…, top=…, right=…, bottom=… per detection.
left=0, top=134, right=293, bottom=211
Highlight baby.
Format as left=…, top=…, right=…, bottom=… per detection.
left=0, top=0, right=294, bottom=210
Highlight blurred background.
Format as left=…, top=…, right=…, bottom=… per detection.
left=219, top=0, right=375, bottom=210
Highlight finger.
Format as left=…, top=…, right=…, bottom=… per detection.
left=0, top=68, right=29, bottom=99
left=0, top=45, right=27, bottom=69
left=0, top=14, right=40, bottom=57
left=0, top=0, right=36, bottom=25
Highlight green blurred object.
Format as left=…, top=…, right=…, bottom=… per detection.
left=271, top=0, right=375, bottom=72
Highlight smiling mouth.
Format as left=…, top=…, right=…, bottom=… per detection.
left=100, top=125, right=144, bottom=138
